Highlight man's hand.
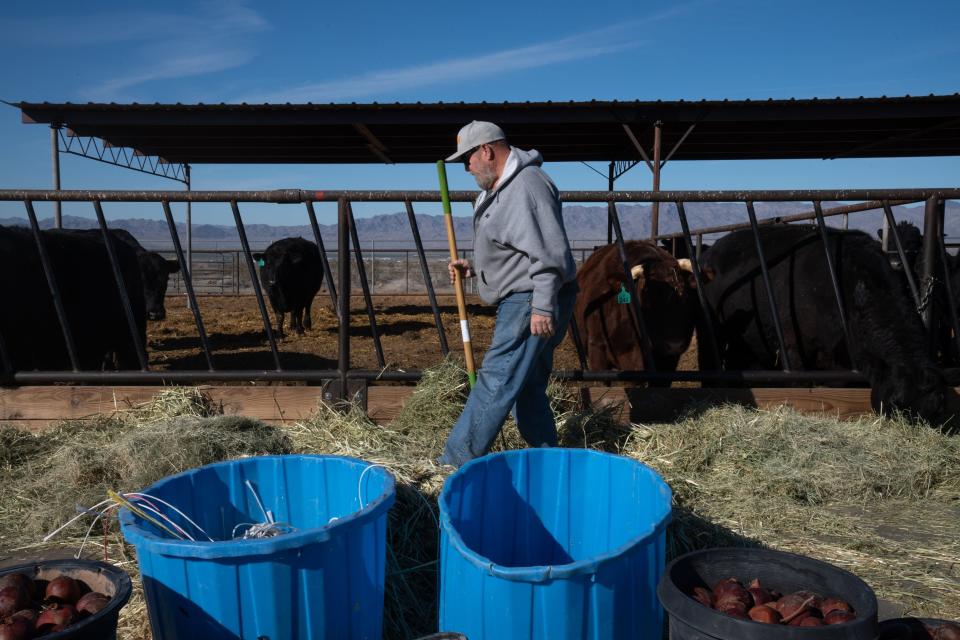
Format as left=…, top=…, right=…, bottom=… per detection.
left=531, top=312, right=555, bottom=337
left=448, top=258, right=473, bottom=284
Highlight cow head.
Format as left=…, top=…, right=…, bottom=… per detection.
left=628, top=256, right=701, bottom=357
left=138, top=252, right=180, bottom=321
left=876, top=222, right=921, bottom=272
left=254, top=250, right=305, bottom=290
left=576, top=241, right=703, bottom=372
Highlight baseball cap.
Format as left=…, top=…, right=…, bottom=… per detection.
left=445, top=121, right=507, bottom=162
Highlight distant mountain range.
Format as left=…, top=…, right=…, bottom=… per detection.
left=3, top=202, right=957, bottom=250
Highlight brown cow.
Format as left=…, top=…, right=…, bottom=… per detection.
left=574, top=240, right=700, bottom=375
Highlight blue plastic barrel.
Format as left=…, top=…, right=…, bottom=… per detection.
left=119, top=454, right=395, bottom=640
left=438, top=448, right=671, bottom=640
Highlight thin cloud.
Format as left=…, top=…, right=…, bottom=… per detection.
left=245, top=27, right=641, bottom=104
left=239, top=0, right=713, bottom=104
left=24, top=0, right=270, bottom=101
left=93, top=50, right=256, bottom=96
left=4, top=0, right=267, bottom=47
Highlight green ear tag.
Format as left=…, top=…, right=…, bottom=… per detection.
left=617, top=284, right=631, bottom=304
left=257, top=259, right=265, bottom=267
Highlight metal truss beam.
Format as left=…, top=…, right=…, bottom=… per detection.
left=58, top=128, right=187, bottom=184
left=612, top=159, right=641, bottom=182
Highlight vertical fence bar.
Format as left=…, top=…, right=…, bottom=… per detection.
left=346, top=201, right=386, bottom=368
left=675, top=201, right=722, bottom=369
left=305, top=201, right=339, bottom=313
left=812, top=201, right=858, bottom=371
left=882, top=200, right=921, bottom=307
left=24, top=201, right=80, bottom=371
left=338, top=198, right=350, bottom=401
left=92, top=201, right=148, bottom=370
left=234, top=251, right=240, bottom=295
left=934, top=200, right=960, bottom=360
left=568, top=316, right=589, bottom=370
left=745, top=201, right=792, bottom=371
left=161, top=200, right=214, bottom=371
left=405, top=200, right=450, bottom=356
left=370, top=241, right=376, bottom=295
left=231, top=200, right=282, bottom=370
left=921, top=196, right=940, bottom=334
left=608, top=201, right=657, bottom=371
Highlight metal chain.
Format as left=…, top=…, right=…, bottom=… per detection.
left=916, top=275, right=936, bottom=313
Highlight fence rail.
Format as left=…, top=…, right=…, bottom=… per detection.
left=2, top=188, right=959, bottom=401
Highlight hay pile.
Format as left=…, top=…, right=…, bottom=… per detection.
left=0, top=366, right=957, bottom=638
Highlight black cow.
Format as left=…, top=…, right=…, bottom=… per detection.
left=877, top=221, right=922, bottom=272
left=574, top=241, right=700, bottom=378
left=699, top=224, right=955, bottom=421
left=60, top=228, right=179, bottom=321
left=880, top=223, right=960, bottom=366
left=252, top=237, right=323, bottom=337
left=0, top=225, right=146, bottom=371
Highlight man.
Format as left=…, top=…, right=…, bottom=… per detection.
left=438, top=121, right=578, bottom=468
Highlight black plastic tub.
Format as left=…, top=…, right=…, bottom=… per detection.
left=878, top=617, right=960, bottom=639
left=0, top=559, right=132, bottom=640
left=657, top=547, right=878, bottom=639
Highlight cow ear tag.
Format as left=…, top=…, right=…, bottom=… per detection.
left=617, top=284, right=631, bottom=304
left=257, top=259, right=265, bottom=267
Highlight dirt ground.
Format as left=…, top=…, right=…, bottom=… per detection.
left=147, top=294, right=699, bottom=375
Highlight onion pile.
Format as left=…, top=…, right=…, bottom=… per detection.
left=0, top=572, right=112, bottom=639
left=690, top=578, right=857, bottom=627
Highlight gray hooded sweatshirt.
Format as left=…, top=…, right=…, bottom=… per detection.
left=472, top=147, right=577, bottom=316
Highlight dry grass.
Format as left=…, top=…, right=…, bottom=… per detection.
left=0, top=375, right=957, bottom=638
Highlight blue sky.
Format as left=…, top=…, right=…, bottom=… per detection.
left=1, top=0, right=958, bottom=226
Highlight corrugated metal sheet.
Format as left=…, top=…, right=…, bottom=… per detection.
left=17, top=94, right=960, bottom=164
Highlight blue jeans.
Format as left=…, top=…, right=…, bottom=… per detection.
left=440, top=284, right=577, bottom=468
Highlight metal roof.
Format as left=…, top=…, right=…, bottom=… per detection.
left=18, top=94, right=960, bottom=165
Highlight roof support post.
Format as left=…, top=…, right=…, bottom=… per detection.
left=185, top=163, right=193, bottom=310
left=651, top=121, right=662, bottom=239
left=607, top=161, right=614, bottom=244
left=51, top=125, right=62, bottom=229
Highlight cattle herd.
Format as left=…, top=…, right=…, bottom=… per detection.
left=575, top=222, right=960, bottom=423
left=2, top=218, right=958, bottom=423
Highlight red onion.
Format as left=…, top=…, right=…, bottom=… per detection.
left=932, top=623, right=960, bottom=640
left=0, top=587, right=28, bottom=619
left=0, top=619, right=32, bottom=640
left=44, top=576, right=81, bottom=605
left=75, top=592, right=111, bottom=617
left=0, top=575, right=35, bottom=602
left=36, top=604, right=77, bottom=633
left=8, top=610, right=36, bottom=624
left=824, top=610, right=857, bottom=625
left=691, top=587, right=714, bottom=608
left=748, top=605, right=781, bottom=624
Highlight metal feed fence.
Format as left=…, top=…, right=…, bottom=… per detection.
left=166, top=246, right=604, bottom=297
left=2, top=188, right=959, bottom=401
